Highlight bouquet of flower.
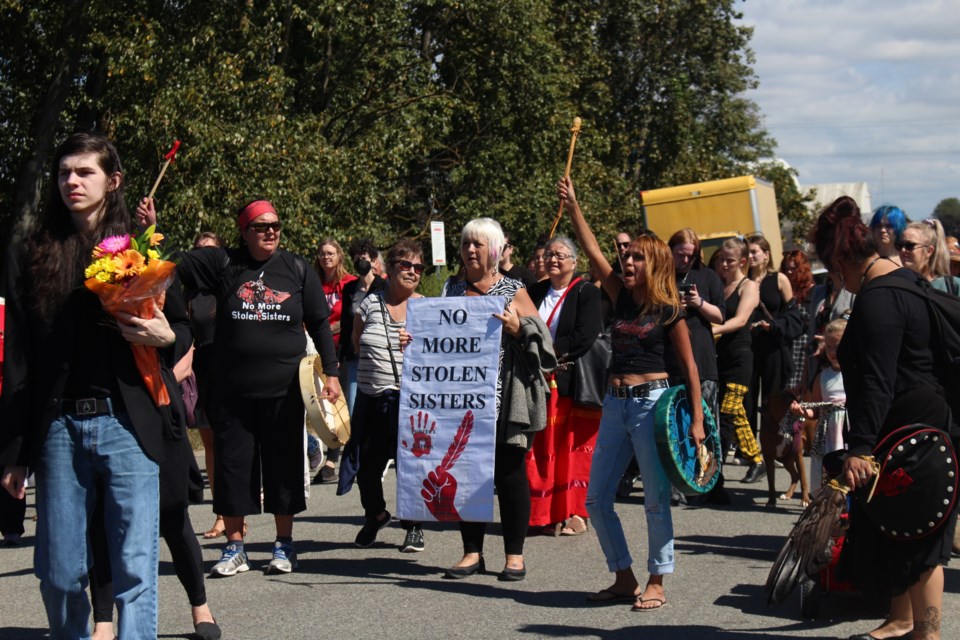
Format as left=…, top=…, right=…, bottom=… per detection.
left=84, top=225, right=176, bottom=406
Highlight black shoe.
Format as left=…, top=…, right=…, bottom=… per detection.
left=355, top=511, right=391, bottom=547
left=400, top=525, right=425, bottom=553
left=847, top=633, right=912, bottom=640
left=742, top=462, right=766, bottom=484
left=498, top=565, right=526, bottom=582
left=706, top=486, right=732, bottom=505
left=194, top=620, right=222, bottom=640
left=443, top=556, right=485, bottom=579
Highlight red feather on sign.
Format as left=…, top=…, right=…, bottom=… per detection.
left=439, top=410, right=474, bottom=472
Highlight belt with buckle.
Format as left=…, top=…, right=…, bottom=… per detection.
left=608, top=379, right=670, bottom=399
left=61, top=397, right=112, bottom=417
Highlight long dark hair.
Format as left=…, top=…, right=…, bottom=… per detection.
left=24, top=133, right=132, bottom=317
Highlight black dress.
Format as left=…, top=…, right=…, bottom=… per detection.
left=748, top=273, right=790, bottom=428
left=836, top=268, right=957, bottom=594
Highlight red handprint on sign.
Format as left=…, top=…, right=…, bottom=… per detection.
left=420, top=410, right=474, bottom=522
left=401, top=411, right=437, bottom=457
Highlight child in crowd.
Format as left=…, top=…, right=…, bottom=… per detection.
left=789, top=318, right=847, bottom=493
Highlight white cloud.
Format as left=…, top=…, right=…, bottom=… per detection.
left=737, top=0, right=960, bottom=216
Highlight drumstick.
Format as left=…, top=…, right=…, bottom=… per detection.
left=147, top=140, right=181, bottom=201
left=548, top=117, right=582, bottom=238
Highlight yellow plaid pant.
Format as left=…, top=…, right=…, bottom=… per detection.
left=720, top=382, right=762, bottom=463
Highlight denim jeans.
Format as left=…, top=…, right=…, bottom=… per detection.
left=586, top=388, right=674, bottom=575
left=34, top=403, right=159, bottom=640
left=344, top=358, right=359, bottom=414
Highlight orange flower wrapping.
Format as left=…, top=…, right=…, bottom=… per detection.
left=85, top=259, right=177, bottom=406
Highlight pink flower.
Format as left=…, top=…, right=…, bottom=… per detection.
left=94, top=234, right=131, bottom=257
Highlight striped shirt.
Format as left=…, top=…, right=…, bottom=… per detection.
left=357, top=292, right=405, bottom=396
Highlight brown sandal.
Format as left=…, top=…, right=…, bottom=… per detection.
left=203, top=516, right=225, bottom=539
left=560, top=515, right=589, bottom=536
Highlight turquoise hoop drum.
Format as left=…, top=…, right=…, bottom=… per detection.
left=654, top=385, right=722, bottom=495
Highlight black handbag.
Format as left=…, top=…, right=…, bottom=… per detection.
left=572, top=328, right=611, bottom=408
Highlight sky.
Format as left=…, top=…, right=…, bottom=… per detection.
left=736, top=0, right=960, bottom=218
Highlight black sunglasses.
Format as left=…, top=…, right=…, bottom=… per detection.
left=393, top=259, right=425, bottom=275
left=248, top=221, right=282, bottom=233
left=896, top=241, right=928, bottom=252
left=616, top=241, right=631, bottom=249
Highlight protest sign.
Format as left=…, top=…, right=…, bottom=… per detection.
left=396, top=296, right=503, bottom=522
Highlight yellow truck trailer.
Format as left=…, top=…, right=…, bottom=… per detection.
left=640, top=175, right=783, bottom=264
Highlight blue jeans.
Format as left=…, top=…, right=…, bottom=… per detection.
left=586, top=388, right=674, bottom=575
left=344, top=359, right=359, bottom=414
left=34, top=403, right=159, bottom=640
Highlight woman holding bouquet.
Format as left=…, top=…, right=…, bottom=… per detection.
left=140, top=196, right=341, bottom=577
left=0, top=132, right=192, bottom=639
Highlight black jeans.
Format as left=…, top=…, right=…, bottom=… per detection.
left=355, top=389, right=415, bottom=529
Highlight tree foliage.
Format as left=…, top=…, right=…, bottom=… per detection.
left=1, top=0, right=778, bottom=265
left=934, top=197, right=960, bottom=238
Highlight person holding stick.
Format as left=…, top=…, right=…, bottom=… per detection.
left=557, top=176, right=704, bottom=612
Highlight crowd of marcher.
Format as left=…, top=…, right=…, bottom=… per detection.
left=1, top=132, right=958, bottom=640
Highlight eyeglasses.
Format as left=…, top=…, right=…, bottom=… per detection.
left=616, top=242, right=631, bottom=249
left=248, top=221, right=282, bottom=233
left=318, top=251, right=338, bottom=258
left=543, top=251, right=572, bottom=261
left=896, top=241, right=928, bottom=252
left=393, top=259, right=425, bottom=275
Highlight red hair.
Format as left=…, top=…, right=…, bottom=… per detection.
left=633, top=235, right=680, bottom=322
left=781, top=249, right=814, bottom=303
left=810, top=196, right=876, bottom=271
left=667, top=228, right=703, bottom=269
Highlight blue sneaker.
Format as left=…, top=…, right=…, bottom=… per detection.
left=210, top=543, right=249, bottom=577
left=266, top=541, right=297, bottom=574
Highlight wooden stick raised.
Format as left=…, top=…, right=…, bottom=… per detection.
left=548, top=117, right=582, bottom=238
left=147, top=140, right=181, bottom=201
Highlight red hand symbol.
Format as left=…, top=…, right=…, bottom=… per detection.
left=421, top=468, right=461, bottom=521
left=419, top=410, right=473, bottom=521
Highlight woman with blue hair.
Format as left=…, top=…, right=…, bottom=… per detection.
left=870, top=204, right=908, bottom=266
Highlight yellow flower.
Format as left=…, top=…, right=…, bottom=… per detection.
left=147, top=249, right=160, bottom=261
left=149, top=233, right=164, bottom=247
left=113, top=249, right=146, bottom=280
left=85, top=257, right=114, bottom=279
left=96, top=271, right=113, bottom=283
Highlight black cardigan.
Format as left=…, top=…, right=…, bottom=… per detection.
left=527, top=278, right=602, bottom=397
left=0, top=243, right=192, bottom=467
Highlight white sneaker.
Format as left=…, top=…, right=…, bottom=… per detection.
left=210, top=543, right=249, bottom=577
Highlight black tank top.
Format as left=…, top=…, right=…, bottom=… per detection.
left=717, top=278, right=751, bottom=354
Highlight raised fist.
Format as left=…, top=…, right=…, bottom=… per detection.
left=421, top=467, right=461, bottom=521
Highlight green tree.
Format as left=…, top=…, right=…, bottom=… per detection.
left=934, top=197, right=960, bottom=237
left=1, top=0, right=778, bottom=266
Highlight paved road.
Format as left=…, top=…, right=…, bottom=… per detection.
left=1, top=459, right=957, bottom=639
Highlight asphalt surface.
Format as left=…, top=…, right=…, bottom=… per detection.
left=1, top=457, right=957, bottom=640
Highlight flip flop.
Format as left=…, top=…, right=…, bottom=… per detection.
left=586, top=589, right=637, bottom=604
left=631, top=597, right=667, bottom=612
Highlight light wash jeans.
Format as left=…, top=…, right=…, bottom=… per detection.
left=34, top=403, right=159, bottom=640
left=586, top=388, right=674, bottom=575
left=344, top=358, right=359, bottom=414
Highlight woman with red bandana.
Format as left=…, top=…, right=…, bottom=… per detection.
left=138, top=197, right=341, bottom=578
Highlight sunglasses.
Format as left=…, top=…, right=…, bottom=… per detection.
left=393, top=259, right=425, bottom=275
left=248, top=221, right=282, bottom=233
left=896, top=241, right=928, bottom=252
left=616, top=242, right=631, bottom=249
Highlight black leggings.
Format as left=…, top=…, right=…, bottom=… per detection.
left=459, top=444, right=530, bottom=556
left=0, top=467, right=26, bottom=537
left=90, top=492, right=207, bottom=623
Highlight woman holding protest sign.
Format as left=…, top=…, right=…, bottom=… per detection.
left=442, top=217, right=554, bottom=581
left=339, top=239, right=425, bottom=553
left=557, top=176, right=704, bottom=611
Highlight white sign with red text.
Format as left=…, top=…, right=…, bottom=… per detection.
left=396, top=296, right=503, bottom=522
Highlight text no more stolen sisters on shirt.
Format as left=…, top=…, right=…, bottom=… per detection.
left=396, top=296, right=503, bottom=523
